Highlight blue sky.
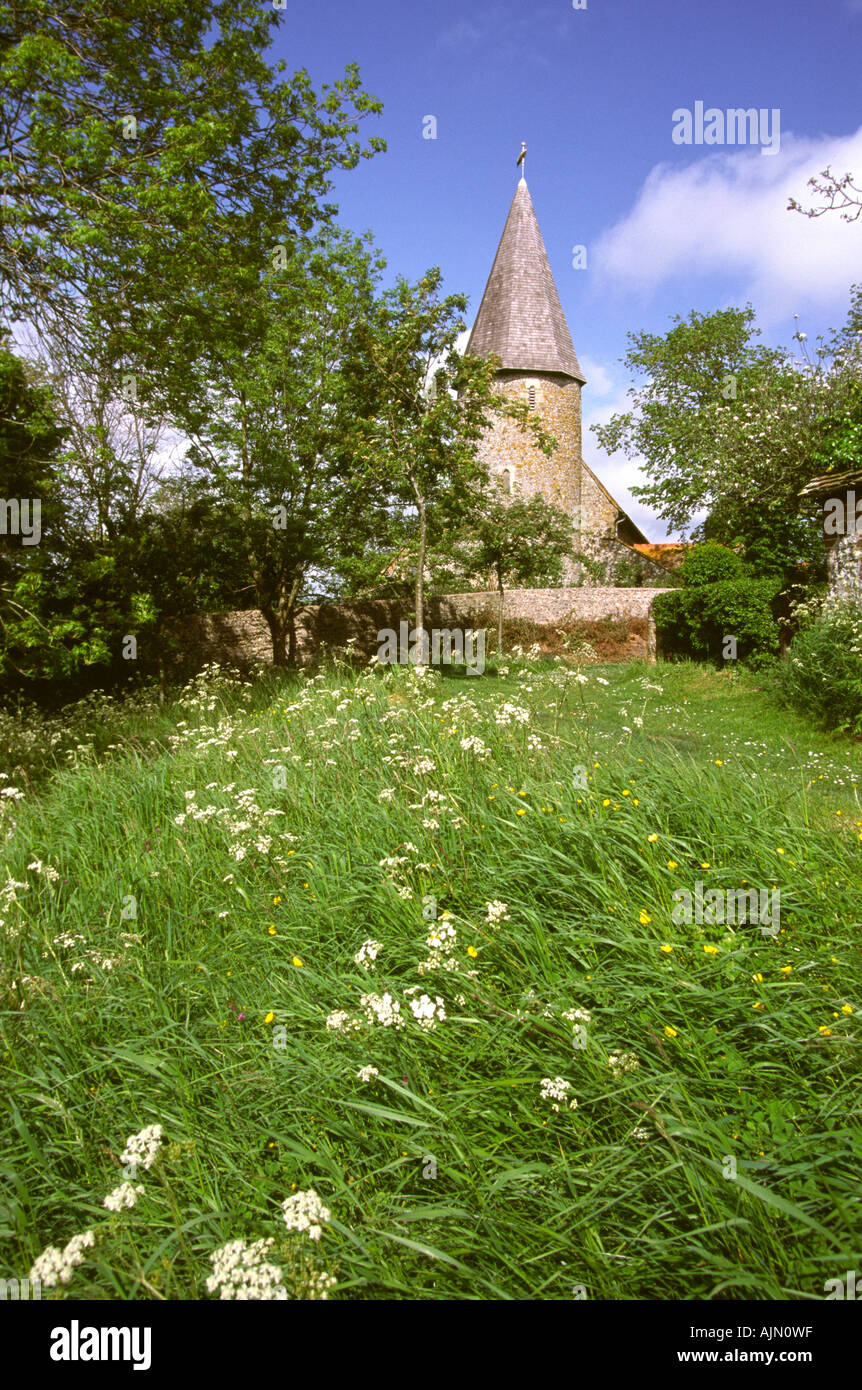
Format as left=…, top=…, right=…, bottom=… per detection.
left=274, top=0, right=862, bottom=539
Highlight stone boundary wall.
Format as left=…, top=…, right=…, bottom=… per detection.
left=163, top=586, right=672, bottom=671
left=442, top=587, right=671, bottom=624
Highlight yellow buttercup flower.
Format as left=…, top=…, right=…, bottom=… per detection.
left=622, top=789, right=631, bottom=797
left=264, top=1012, right=274, bottom=1024
left=268, top=925, right=277, bottom=936
left=602, top=798, right=611, bottom=807
left=648, top=834, right=658, bottom=843
left=703, top=944, right=719, bottom=955
left=780, top=965, right=793, bottom=975
left=660, top=944, right=673, bottom=954
left=664, top=1025, right=678, bottom=1038
left=752, top=1002, right=765, bottom=1010
left=667, top=860, right=678, bottom=870
left=292, top=956, right=303, bottom=968
left=841, top=1004, right=853, bottom=1014
left=819, top=1026, right=832, bottom=1036
left=516, top=808, right=527, bottom=816
left=752, top=972, right=763, bottom=983
left=700, top=862, right=710, bottom=869
left=639, top=909, right=652, bottom=925
left=467, top=946, right=478, bottom=959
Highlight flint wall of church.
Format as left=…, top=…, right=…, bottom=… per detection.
left=479, top=370, right=584, bottom=516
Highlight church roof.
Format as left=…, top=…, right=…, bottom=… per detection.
left=467, top=177, right=585, bottom=383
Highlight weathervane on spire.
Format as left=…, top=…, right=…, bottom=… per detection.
left=516, top=141, right=526, bottom=176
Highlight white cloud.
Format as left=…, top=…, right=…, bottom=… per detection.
left=577, top=356, right=613, bottom=395
left=592, top=128, right=862, bottom=324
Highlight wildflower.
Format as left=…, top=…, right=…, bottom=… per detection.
left=264, top=1012, right=274, bottom=1024
left=752, top=1002, right=765, bottom=1010
left=268, top=925, right=277, bottom=936
left=607, top=1050, right=640, bottom=1076
left=841, top=1004, right=853, bottom=1015
left=206, top=1238, right=288, bottom=1300
left=780, top=965, right=793, bottom=975
left=325, top=1010, right=351, bottom=1031
left=819, top=1026, right=832, bottom=1036
left=357, top=1065, right=379, bottom=1082
left=703, top=944, right=720, bottom=955
left=660, top=944, right=673, bottom=954
left=292, top=956, right=303, bottom=968
left=103, top=1182, right=145, bottom=1212
left=30, top=1230, right=95, bottom=1288
left=485, top=900, right=510, bottom=926
left=639, top=910, right=651, bottom=925
left=539, top=1077, right=577, bottom=1113
left=360, top=992, right=404, bottom=1029
left=282, top=1189, right=331, bottom=1242
left=602, top=798, right=610, bottom=807
left=648, top=834, right=658, bottom=843
left=752, top=973, right=763, bottom=983
left=467, top=945, right=478, bottom=958
left=408, top=994, right=446, bottom=1029
left=562, top=1007, right=592, bottom=1024
left=666, top=860, right=678, bottom=871
left=120, top=1123, right=164, bottom=1172
left=663, top=1026, right=678, bottom=1038
left=353, top=939, right=382, bottom=970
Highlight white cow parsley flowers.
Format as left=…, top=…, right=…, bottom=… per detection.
left=485, top=900, right=510, bottom=927
left=608, top=1050, right=640, bottom=1077
left=30, top=1230, right=95, bottom=1288
left=360, top=991, right=404, bottom=1029
left=282, top=1189, right=331, bottom=1242
left=356, top=1065, right=379, bottom=1082
left=120, top=1123, right=164, bottom=1172
left=540, top=1077, right=578, bottom=1113
left=354, top=939, right=382, bottom=970
left=562, top=1007, right=592, bottom=1025
left=406, top=990, right=446, bottom=1029
left=206, top=1238, right=288, bottom=1300
left=103, top=1182, right=145, bottom=1212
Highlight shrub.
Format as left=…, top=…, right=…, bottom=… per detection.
left=770, top=601, right=862, bottom=734
left=653, top=578, right=781, bottom=663
left=679, top=542, right=746, bottom=587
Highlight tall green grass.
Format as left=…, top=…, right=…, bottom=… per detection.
left=1, top=657, right=860, bottom=1299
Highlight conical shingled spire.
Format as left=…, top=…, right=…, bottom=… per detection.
left=467, top=177, right=585, bottom=383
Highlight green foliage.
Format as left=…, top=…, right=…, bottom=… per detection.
left=1, top=660, right=860, bottom=1298
left=591, top=298, right=862, bottom=581
left=654, top=577, right=781, bottom=663
left=680, top=542, right=746, bottom=587
left=770, top=601, right=862, bottom=735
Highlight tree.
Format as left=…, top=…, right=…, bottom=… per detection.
left=162, top=228, right=385, bottom=665
left=0, top=0, right=385, bottom=361
left=788, top=167, right=862, bottom=223
left=348, top=267, right=553, bottom=656
left=592, top=306, right=832, bottom=578
left=456, top=481, right=573, bottom=653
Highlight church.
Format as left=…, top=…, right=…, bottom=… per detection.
left=465, top=168, right=674, bottom=585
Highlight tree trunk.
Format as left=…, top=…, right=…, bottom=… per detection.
left=497, top=569, right=505, bottom=655
left=413, top=485, right=428, bottom=664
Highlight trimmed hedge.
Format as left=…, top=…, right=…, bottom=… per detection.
left=653, top=577, right=782, bottom=662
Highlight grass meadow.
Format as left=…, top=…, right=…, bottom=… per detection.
left=1, top=654, right=861, bottom=1300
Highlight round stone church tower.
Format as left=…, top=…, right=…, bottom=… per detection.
left=467, top=174, right=645, bottom=549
